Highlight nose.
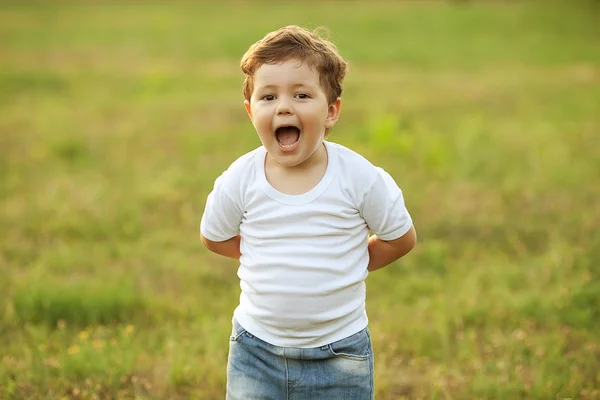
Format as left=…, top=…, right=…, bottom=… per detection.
left=276, top=97, right=293, bottom=115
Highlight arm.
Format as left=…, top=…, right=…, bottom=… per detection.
left=367, top=225, right=416, bottom=272
left=200, top=161, right=246, bottom=257
left=359, top=166, right=415, bottom=272
left=201, top=234, right=241, bottom=259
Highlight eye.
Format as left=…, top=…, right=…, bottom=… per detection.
left=261, top=94, right=276, bottom=101
left=295, top=93, right=310, bottom=99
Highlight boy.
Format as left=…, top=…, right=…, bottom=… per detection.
left=200, top=25, right=416, bottom=400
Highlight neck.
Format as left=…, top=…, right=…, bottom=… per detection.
left=268, top=142, right=327, bottom=174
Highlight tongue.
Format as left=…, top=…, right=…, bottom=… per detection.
left=276, top=127, right=300, bottom=145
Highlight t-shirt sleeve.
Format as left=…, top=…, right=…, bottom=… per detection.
left=359, top=167, right=413, bottom=241
left=200, top=170, right=244, bottom=242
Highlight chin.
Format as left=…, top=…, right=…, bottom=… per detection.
left=275, top=158, right=301, bottom=168
left=273, top=154, right=306, bottom=167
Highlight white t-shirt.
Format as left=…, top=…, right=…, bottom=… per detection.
left=200, top=141, right=412, bottom=347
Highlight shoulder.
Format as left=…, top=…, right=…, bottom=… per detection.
left=213, top=146, right=263, bottom=199
left=218, top=146, right=262, bottom=183
left=224, top=146, right=262, bottom=176
left=327, top=141, right=380, bottom=184
left=326, top=141, right=382, bottom=206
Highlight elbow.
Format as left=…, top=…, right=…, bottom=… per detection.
left=401, top=225, right=417, bottom=255
left=409, top=226, right=417, bottom=250
left=200, top=233, right=214, bottom=251
left=201, top=234, right=223, bottom=256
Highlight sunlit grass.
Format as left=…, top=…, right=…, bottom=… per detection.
left=1, top=0, right=599, bottom=398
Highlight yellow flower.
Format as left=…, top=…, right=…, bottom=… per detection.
left=78, top=331, right=89, bottom=341
left=67, top=345, right=80, bottom=355
left=125, top=325, right=135, bottom=334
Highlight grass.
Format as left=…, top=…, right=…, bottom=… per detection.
left=1, top=0, right=599, bottom=398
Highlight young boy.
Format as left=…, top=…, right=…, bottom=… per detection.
left=200, top=25, right=416, bottom=400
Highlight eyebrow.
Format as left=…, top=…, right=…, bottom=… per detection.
left=255, top=83, right=313, bottom=91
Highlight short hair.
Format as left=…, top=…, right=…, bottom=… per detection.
left=241, top=26, right=348, bottom=127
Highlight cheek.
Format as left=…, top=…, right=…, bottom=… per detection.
left=250, top=109, right=266, bottom=124
left=254, top=113, right=273, bottom=132
left=256, top=116, right=271, bottom=128
left=253, top=107, right=270, bottom=120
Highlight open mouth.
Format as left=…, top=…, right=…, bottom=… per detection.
left=275, top=125, right=300, bottom=151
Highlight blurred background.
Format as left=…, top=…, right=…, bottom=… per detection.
left=1, top=1, right=599, bottom=399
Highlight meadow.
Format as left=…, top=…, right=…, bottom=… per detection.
left=1, top=1, right=599, bottom=398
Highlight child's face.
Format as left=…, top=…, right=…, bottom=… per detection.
left=244, top=59, right=341, bottom=169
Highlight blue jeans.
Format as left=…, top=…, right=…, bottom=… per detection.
left=226, top=318, right=374, bottom=400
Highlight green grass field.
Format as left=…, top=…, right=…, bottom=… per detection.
left=1, top=1, right=599, bottom=398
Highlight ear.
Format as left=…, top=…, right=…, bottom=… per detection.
left=244, top=100, right=253, bottom=121
left=325, top=97, right=342, bottom=128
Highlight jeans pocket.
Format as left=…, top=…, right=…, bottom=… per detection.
left=328, top=328, right=371, bottom=361
left=230, top=318, right=248, bottom=342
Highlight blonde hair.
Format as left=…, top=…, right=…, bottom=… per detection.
left=241, top=25, right=348, bottom=136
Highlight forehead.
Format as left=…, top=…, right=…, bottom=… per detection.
left=253, top=59, right=320, bottom=88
